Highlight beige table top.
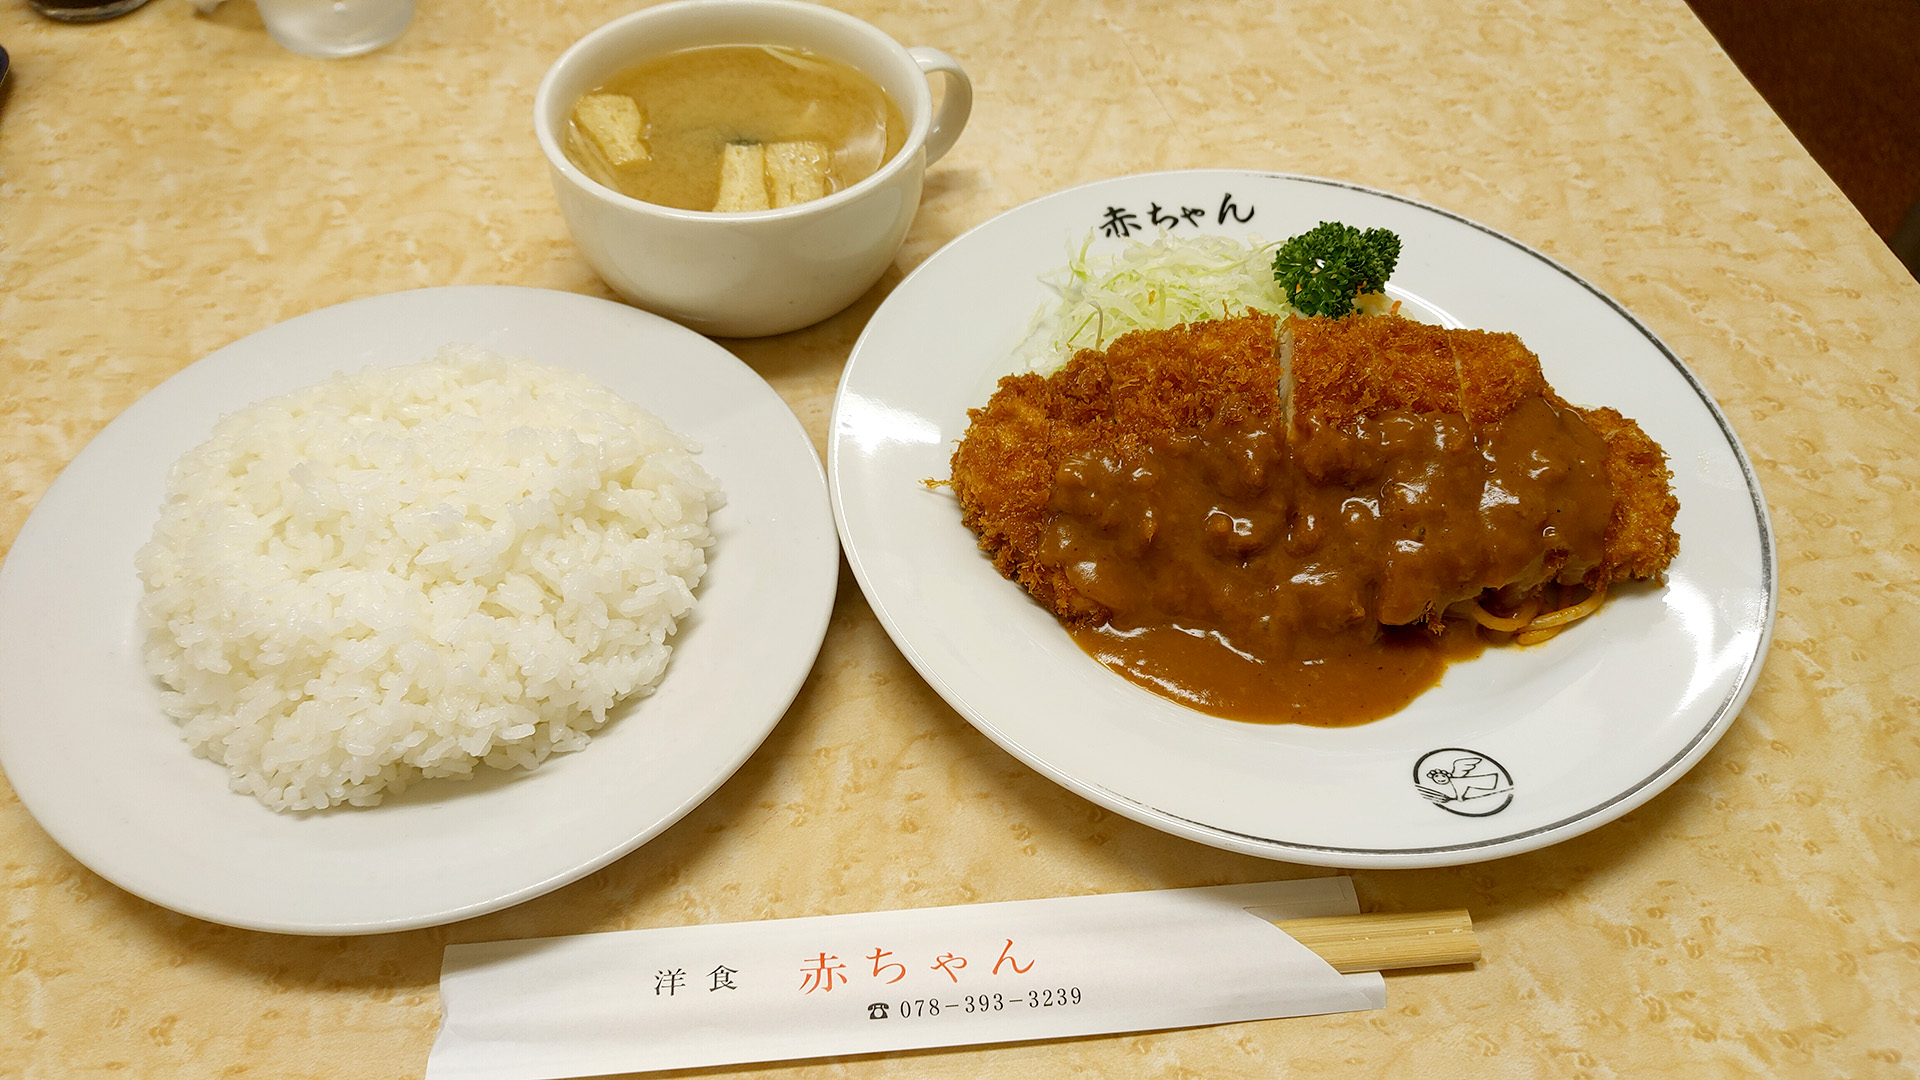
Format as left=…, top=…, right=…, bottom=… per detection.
left=3, top=1, right=1917, bottom=1076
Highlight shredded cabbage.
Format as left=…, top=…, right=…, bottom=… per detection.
left=1015, top=231, right=1292, bottom=372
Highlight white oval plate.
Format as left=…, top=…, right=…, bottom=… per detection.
left=0, top=286, right=839, bottom=934
left=830, top=171, right=1776, bottom=868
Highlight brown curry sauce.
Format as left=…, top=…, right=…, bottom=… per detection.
left=1046, top=399, right=1613, bottom=725
left=948, top=311, right=1674, bottom=728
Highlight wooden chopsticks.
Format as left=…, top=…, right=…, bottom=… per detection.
left=1269, top=910, right=1480, bottom=973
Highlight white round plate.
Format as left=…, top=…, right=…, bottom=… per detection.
left=829, top=171, right=1776, bottom=868
left=0, top=286, right=838, bottom=933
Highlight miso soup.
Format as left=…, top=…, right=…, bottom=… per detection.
left=565, top=44, right=908, bottom=213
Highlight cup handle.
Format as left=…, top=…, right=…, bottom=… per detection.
left=908, top=46, right=972, bottom=167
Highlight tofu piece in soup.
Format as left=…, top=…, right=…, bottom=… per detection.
left=765, top=141, right=830, bottom=207
left=571, top=93, right=650, bottom=167
left=714, top=143, right=770, bottom=211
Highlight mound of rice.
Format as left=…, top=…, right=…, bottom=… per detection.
left=135, top=345, right=723, bottom=812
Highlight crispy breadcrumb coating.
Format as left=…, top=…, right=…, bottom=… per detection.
left=950, top=314, right=1284, bottom=619
left=950, top=312, right=1679, bottom=624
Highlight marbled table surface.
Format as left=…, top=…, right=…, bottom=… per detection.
left=3, top=1, right=1916, bottom=1077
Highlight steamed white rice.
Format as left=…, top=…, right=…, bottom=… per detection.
left=135, top=345, right=723, bottom=812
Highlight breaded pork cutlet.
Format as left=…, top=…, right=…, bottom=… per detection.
left=1284, top=312, right=1680, bottom=591
left=951, top=311, right=1679, bottom=629
left=1283, top=312, right=1545, bottom=427
left=949, top=314, right=1285, bottom=620
left=1579, top=405, right=1682, bottom=581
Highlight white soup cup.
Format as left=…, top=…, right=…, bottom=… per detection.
left=533, top=0, right=972, bottom=338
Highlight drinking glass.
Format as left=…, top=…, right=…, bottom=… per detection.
left=254, top=0, right=414, bottom=58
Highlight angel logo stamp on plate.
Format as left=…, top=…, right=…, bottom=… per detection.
left=1414, top=749, right=1514, bottom=817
